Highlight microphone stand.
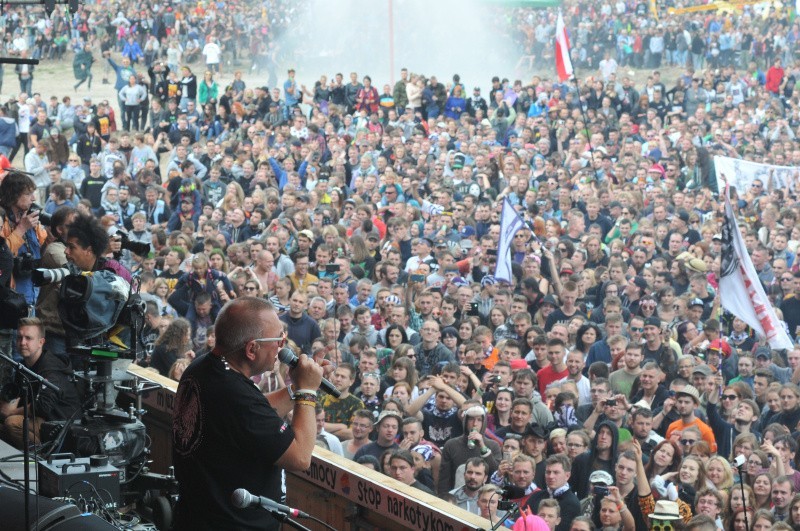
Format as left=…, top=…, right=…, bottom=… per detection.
left=491, top=503, right=519, bottom=531
left=0, top=352, right=61, bottom=531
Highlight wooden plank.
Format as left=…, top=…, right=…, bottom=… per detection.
left=293, top=448, right=509, bottom=531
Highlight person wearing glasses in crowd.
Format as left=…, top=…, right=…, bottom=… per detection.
left=665, top=385, right=718, bottom=453
left=172, top=297, right=325, bottom=530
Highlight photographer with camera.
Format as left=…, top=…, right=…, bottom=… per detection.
left=64, top=213, right=131, bottom=282
left=0, top=171, right=48, bottom=306
left=35, top=206, right=78, bottom=357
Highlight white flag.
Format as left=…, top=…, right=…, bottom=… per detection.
left=494, top=199, right=526, bottom=283
left=720, top=191, right=794, bottom=349
left=555, top=12, right=574, bottom=83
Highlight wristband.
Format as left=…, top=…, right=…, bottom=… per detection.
left=286, top=383, right=296, bottom=400
left=480, top=446, right=491, bottom=457
left=296, top=389, right=318, bottom=397
left=295, top=393, right=317, bottom=403
left=295, top=400, right=317, bottom=408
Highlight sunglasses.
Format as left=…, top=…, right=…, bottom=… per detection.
left=243, top=286, right=258, bottom=292
left=630, top=327, right=644, bottom=332
left=680, top=439, right=698, bottom=446
left=252, top=334, right=287, bottom=349
left=721, top=394, right=739, bottom=401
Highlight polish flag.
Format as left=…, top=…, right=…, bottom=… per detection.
left=555, top=12, right=574, bottom=82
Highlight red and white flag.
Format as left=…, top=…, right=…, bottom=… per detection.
left=555, top=12, right=574, bottom=82
left=720, top=188, right=794, bottom=349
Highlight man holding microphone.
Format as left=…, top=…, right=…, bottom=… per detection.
left=172, top=297, right=324, bottom=530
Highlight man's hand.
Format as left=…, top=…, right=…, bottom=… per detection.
left=17, top=210, right=39, bottom=232
left=662, top=396, right=675, bottom=414
left=0, top=398, right=19, bottom=417
left=428, top=375, right=445, bottom=391
left=288, top=353, right=324, bottom=391
left=467, top=428, right=484, bottom=449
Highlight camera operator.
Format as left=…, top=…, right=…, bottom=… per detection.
left=0, top=171, right=48, bottom=305
left=35, top=206, right=78, bottom=357
left=0, top=317, right=81, bottom=449
left=64, top=213, right=132, bottom=282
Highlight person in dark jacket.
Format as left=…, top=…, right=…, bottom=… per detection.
left=438, top=404, right=502, bottom=495
left=0, top=317, right=80, bottom=449
left=279, top=290, right=321, bottom=353
left=73, top=43, right=94, bottom=91
left=525, top=454, right=581, bottom=531
left=570, top=420, right=620, bottom=500
left=169, top=253, right=235, bottom=320
left=706, top=373, right=759, bottom=460
left=413, top=320, right=456, bottom=377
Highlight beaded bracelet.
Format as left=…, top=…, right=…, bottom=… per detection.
left=295, top=393, right=318, bottom=403
left=295, top=400, right=317, bottom=408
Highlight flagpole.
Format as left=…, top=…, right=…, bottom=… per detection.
left=557, top=10, right=602, bottom=183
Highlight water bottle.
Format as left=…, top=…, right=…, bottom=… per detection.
left=467, top=428, right=478, bottom=449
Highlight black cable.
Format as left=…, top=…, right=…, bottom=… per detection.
left=43, top=387, right=98, bottom=459
left=487, top=490, right=499, bottom=530
left=306, top=513, right=337, bottom=531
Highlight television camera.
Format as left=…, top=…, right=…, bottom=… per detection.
left=25, top=264, right=178, bottom=528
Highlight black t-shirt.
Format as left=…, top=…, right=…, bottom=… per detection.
left=422, top=410, right=463, bottom=448
left=173, top=354, right=295, bottom=530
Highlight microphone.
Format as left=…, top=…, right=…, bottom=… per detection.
left=231, top=488, right=310, bottom=519
left=278, top=347, right=340, bottom=398
left=0, top=58, right=40, bottom=65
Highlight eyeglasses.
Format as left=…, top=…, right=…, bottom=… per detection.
left=252, top=334, right=287, bottom=348
left=243, top=286, right=259, bottom=292
left=652, top=524, right=674, bottom=531
left=721, top=394, right=739, bottom=401
left=680, top=439, right=698, bottom=446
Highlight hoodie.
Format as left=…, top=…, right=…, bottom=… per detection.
left=570, top=420, right=620, bottom=500
left=437, top=405, right=502, bottom=495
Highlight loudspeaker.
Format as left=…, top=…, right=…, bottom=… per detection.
left=0, top=484, right=80, bottom=530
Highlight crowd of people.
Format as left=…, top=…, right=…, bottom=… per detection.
left=2, top=0, right=800, bottom=529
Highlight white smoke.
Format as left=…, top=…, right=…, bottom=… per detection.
left=273, top=0, right=523, bottom=90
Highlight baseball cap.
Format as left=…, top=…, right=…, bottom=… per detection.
left=589, top=470, right=614, bottom=486
left=460, top=226, right=476, bottom=238
left=754, top=345, right=771, bottom=359
left=692, top=364, right=712, bottom=376
left=644, top=316, right=661, bottom=328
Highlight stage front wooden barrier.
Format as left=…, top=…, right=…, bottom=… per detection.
left=126, top=365, right=509, bottom=531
